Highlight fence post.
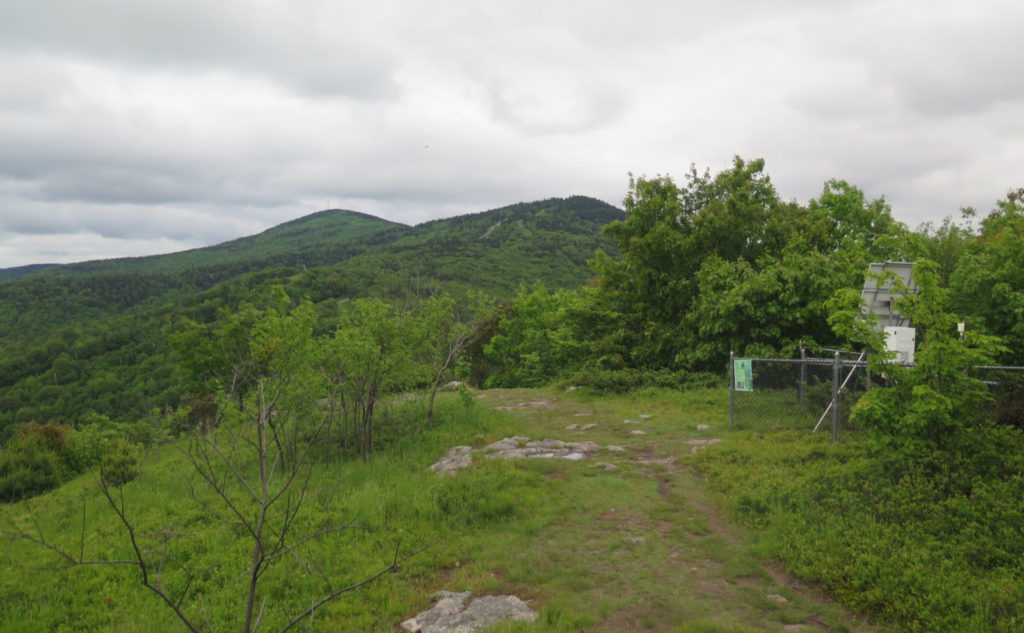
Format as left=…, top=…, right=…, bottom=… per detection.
left=798, top=341, right=806, bottom=407
left=729, top=351, right=735, bottom=429
left=832, top=350, right=840, bottom=442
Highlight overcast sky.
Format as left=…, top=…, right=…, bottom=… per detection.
left=1, top=1, right=1021, bottom=268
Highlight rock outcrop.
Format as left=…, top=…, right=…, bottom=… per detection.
left=429, top=446, right=473, bottom=475
left=429, top=436, right=615, bottom=475
left=401, top=590, right=537, bottom=633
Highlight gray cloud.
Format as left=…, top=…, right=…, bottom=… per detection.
left=0, top=1, right=1021, bottom=267
left=0, top=0, right=400, bottom=100
left=813, top=2, right=1024, bottom=118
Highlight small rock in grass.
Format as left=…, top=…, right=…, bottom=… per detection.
left=565, top=424, right=579, bottom=430
left=429, top=446, right=473, bottom=475
left=402, top=591, right=537, bottom=633
left=623, top=419, right=639, bottom=424
left=605, top=445, right=626, bottom=452
left=484, top=436, right=530, bottom=452
left=696, top=424, right=710, bottom=431
left=622, top=536, right=647, bottom=545
left=630, top=430, right=646, bottom=435
left=580, top=423, right=598, bottom=430
left=766, top=594, right=788, bottom=604
left=639, top=414, right=652, bottom=420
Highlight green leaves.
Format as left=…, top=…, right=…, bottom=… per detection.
left=950, top=188, right=1024, bottom=364
left=850, top=262, right=1004, bottom=455
left=481, top=284, right=591, bottom=387
left=594, top=158, right=909, bottom=373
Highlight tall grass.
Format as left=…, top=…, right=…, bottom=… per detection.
left=0, top=395, right=515, bottom=632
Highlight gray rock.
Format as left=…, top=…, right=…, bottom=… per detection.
left=686, top=437, right=722, bottom=454
left=484, top=436, right=530, bottom=452
left=530, top=438, right=567, bottom=449
left=430, top=446, right=473, bottom=475
left=402, top=591, right=537, bottom=633
left=580, top=423, right=598, bottom=430
left=623, top=419, right=640, bottom=424
left=639, top=414, right=652, bottom=420
left=489, top=448, right=545, bottom=460
left=686, top=438, right=721, bottom=446
left=696, top=424, right=711, bottom=431
left=564, top=424, right=579, bottom=430
left=605, top=445, right=626, bottom=452
left=480, top=437, right=615, bottom=463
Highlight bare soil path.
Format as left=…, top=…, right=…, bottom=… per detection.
left=439, top=388, right=889, bottom=633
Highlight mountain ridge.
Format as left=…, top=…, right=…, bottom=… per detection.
left=0, top=195, right=624, bottom=434
left=1, top=196, right=621, bottom=279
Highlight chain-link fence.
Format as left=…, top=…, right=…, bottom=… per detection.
left=729, top=356, right=1024, bottom=439
left=729, top=351, right=872, bottom=439
left=973, top=365, right=1024, bottom=429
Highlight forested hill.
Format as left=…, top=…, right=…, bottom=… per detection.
left=9, top=209, right=404, bottom=279
left=0, top=196, right=621, bottom=336
left=0, top=195, right=622, bottom=439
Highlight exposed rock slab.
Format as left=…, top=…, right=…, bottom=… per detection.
left=485, top=437, right=604, bottom=461
left=401, top=590, right=537, bottom=633
left=430, top=446, right=473, bottom=475
left=430, top=437, right=621, bottom=475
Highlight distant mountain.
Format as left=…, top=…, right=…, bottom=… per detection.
left=0, top=263, right=55, bottom=282
left=333, top=195, right=625, bottom=295
left=15, top=209, right=403, bottom=278
left=0, top=196, right=623, bottom=436
left=9, top=196, right=620, bottom=284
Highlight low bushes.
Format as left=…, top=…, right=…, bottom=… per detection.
left=696, top=428, right=1024, bottom=632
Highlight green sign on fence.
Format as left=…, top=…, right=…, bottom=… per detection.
left=733, top=358, right=753, bottom=392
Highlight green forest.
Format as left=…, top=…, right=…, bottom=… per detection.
left=2, top=159, right=1023, bottom=632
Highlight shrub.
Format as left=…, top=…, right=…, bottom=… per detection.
left=16, top=421, right=71, bottom=466
left=99, top=439, right=140, bottom=487
left=0, top=443, right=62, bottom=502
left=566, top=366, right=721, bottom=393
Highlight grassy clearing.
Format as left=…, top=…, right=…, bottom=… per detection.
left=2, top=388, right=884, bottom=632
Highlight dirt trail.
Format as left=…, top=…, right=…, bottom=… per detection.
left=470, top=389, right=888, bottom=633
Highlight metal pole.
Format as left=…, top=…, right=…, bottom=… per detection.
left=798, top=341, right=806, bottom=407
left=729, top=351, right=735, bottom=429
left=832, top=350, right=840, bottom=442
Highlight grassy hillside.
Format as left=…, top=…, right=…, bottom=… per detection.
left=0, top=388, right=888, bottom=633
